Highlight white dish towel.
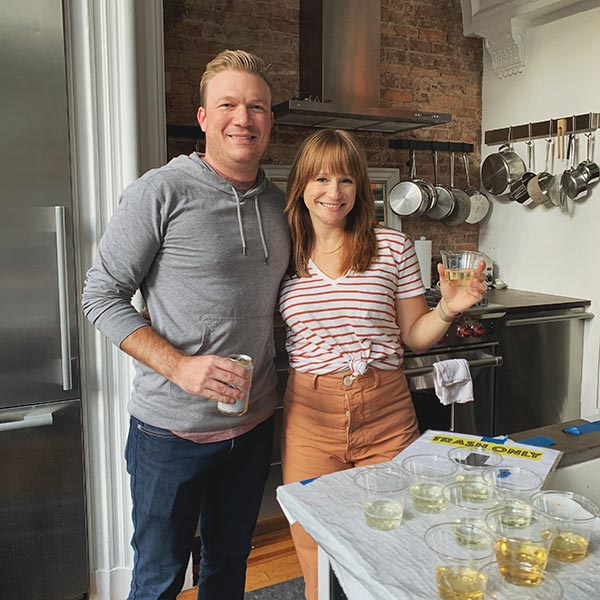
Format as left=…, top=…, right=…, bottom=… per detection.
left=432, top=358, right=474, bottom=406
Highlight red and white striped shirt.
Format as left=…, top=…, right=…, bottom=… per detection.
left=279, top=228, right=425, bottom=376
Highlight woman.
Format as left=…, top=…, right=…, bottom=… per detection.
left=279, top=129, right=487, bottom=600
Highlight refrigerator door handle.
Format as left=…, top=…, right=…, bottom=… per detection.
left=0, top=412, right=54, bottom=432
left=55, top=206, right=73, bottom=391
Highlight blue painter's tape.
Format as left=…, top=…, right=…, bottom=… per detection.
left=300, top=476, right=320, bottom=485
left=519, top=435, right=556, bottom=447
left=481, top=435, right=508, bottom=444
left=563, top=420, right=600, bottom=436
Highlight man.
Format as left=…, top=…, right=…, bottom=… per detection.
left=82, top=50, right=290, bottom=600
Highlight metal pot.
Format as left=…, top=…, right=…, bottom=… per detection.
left=462, top=153, right=490, bottom=224
left=527, top=138, right=553, bottom=206
left=388, top=150, right=434, bottom=217
left=426, top=150, right=454, bottom=220
left=561, top=134, right=589, bottom=201
left=576, top=132, right=600, bottom=185
left=442, top=152, right=472, bottom=226
left=481, top=144, right=526, bottom=196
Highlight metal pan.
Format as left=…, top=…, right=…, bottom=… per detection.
left=388, top=150, right=434, bottom=217
left=426, top=150, right=454, bottom=220
left=462, top=152, right=490, bottom=224
left=442, top=152, right=471, bottom=226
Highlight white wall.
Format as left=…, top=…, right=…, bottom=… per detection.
left=479, top=7, right=600, bottom=418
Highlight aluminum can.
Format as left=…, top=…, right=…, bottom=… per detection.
left=217, top=354, right=253, bottom=416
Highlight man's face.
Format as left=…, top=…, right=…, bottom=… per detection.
left=197, top=69, right=273, bottom=179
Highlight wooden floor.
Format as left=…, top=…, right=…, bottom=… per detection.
left=177, top=517, right=302, bottom=599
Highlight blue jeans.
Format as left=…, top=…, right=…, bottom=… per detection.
left=125, top=415, right=274, bottom=600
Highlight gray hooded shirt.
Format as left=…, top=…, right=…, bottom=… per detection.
left=82, top=153, right=290, bottom=433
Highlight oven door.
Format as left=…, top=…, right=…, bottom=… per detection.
left=403, top=342, right=503, bottom=437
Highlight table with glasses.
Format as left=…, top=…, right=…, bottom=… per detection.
left=276, top=431, right=600, bottom=600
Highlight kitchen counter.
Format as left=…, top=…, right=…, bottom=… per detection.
left=486, top=287, right=591, bottom=312
left=511, top=419, right=600, bottom=467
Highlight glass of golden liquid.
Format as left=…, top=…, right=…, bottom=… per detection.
left=401, top=454, right=458, bottom=514
left=480, top=561, right=563, bottom=599
left=353, top=464, right=411, bottom=531
left=531, top=490, right=599, bottom=562
left=440, top=250, right=485, bottom=286
left=485, top=504, right=558, bottom=587
left=425, top=521, right=494, bottom=600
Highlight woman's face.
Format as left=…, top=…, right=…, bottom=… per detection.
left=302, top=168, right=357, bottom=230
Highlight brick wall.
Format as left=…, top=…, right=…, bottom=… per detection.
left=163, top=0, right=483, bottom=256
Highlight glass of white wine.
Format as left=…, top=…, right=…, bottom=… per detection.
left=531, top=490, right=599, bottom=563
left=353, top=463, right=411, bottom=531
left=425, top=521, right=494, bottom=600
left=440, top=250, right=485, bottom=287
left=401, top=453, right=458, bottom=514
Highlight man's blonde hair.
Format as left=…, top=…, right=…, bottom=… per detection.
left=200, top=49, right=272, bottom=106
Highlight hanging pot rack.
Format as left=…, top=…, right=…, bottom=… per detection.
left=485, top=112, right=599, bottom=146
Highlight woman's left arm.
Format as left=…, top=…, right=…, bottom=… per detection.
left=396, top=261, right=487, bottom=354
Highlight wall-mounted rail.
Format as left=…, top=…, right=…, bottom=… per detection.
left=389, top=139, right=474, bottom=153
left=485, top=113, right=599, bottom=146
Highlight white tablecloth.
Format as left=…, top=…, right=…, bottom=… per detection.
left=277, top=451, right=600, bottom=599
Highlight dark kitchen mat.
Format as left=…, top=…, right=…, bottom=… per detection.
left=244, top=577, right=305, bottom=599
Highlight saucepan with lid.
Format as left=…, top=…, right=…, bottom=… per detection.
left=481, top=127, right=526, bottom=196
left=388, top=150, right=436, bottom=217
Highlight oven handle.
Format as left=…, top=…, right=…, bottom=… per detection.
left=404, top=355, right=503, bottom=377
left=504, top=312, right=594, bottom=327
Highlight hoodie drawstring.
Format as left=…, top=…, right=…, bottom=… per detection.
left=254, top=195, right=269, bottom=264
left=231, top=186, right=269, bottom=263
left=232, top=187, right=247, bottom=256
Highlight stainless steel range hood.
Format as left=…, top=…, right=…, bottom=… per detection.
left=273, top=0, right=451, bottom=134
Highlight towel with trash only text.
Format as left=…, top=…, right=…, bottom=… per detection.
left=432, top=358, right=473, bottom=405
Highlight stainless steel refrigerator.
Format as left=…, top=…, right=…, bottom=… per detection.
left=0, top=1, right=88, bottom=598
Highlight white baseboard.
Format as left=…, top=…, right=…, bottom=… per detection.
left=90, top=567, right=132, bottom=600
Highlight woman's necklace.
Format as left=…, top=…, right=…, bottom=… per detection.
left=314, top=243, right=343, bottom=255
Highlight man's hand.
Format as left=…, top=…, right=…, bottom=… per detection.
left=120, top=326, right=250, bottom=404
left=171, top=354, right=251, bottom=404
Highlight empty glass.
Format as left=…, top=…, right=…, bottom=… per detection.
left=401, top=454, right=458, bottom=514
left=485, top=503, right=558, bottom=587
left=448, top=447, right=503, bottom=483
left=481, top=466, right=543, bottom=501
left=531, top=490, right=599, bottom=562
left=425, top=521, right=494, bottom=600
left=353, top=464, right=411, bottom=531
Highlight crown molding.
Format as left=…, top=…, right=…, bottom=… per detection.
left=461, top=0, right=600, bottom=78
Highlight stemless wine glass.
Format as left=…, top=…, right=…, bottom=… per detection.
left=425, top=521, right=494, bottom=600
left=485, top=504, right=558, bottom=587
left=401, top=454, right=458, bottom=514
left=353, top=464, right=411, bottom=531
left=480, top=561, right=563, bottom=599
left=448, top=447, right=503, bottom=483
left=531, top=490, right=599, bottom=562
left=482, top=466, right=543, bottom=502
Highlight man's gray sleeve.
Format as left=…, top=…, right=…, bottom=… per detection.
left=81, top=179, right=164, bottom=347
